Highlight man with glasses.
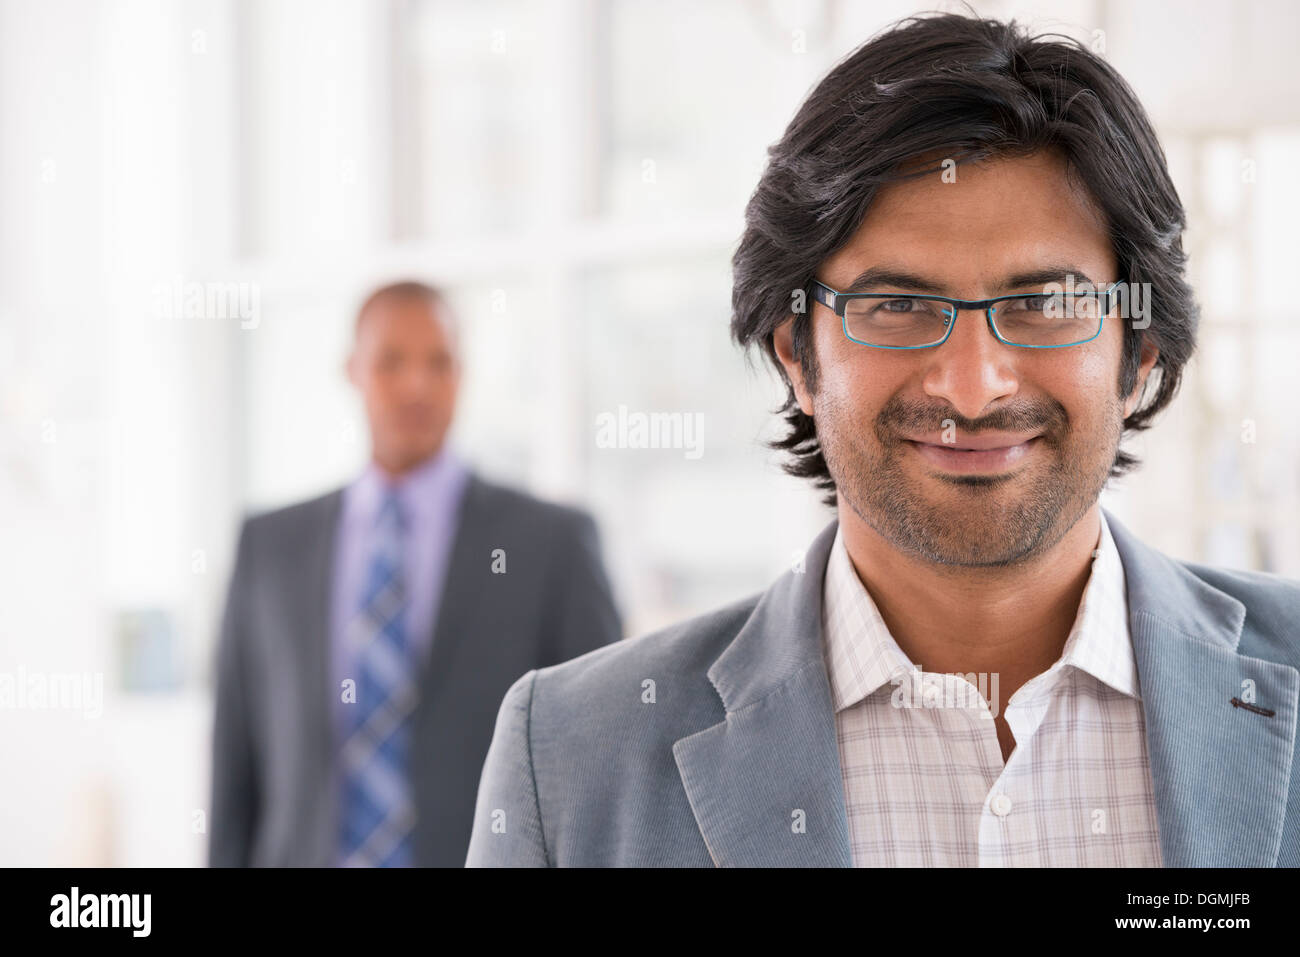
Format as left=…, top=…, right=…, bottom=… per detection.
left=467, top=13, right=1300, bottom=867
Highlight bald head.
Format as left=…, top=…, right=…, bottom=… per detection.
left=347, top=280, right=462, bottom=477
left=354, top=280, right=459, bottom=348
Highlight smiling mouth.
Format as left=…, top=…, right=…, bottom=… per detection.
left=905, top=436, right=1041, bottom=474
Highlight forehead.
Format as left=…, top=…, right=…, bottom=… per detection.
left=823, top=149, right=1116, bottom=289
left=357, top=294, right=456, bottom=343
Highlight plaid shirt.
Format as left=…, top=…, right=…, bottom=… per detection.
left=821, top=509, right=1163, bottom=866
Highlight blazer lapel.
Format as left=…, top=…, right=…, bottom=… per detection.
left=673, top=521, right=852, bottom=866
left=675, top=509, right=1298, bottom=867
left=1105, top=508, right=1297, bottom=866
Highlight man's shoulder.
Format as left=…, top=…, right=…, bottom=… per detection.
left=1182, top=558, right=1300, bottom=600
left=463, top=475, right=604, bottom=556
left=468, top=473, right=594, bottom=529
left=519, top=590, right=764, bottom=721
left=1109, top=508, right=1300, bottom=659
left=1179, top=558, right=1300, bottom=652
left=240, top=487, right=342, bottom=542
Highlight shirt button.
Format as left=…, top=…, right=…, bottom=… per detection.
left=991, top=793, right=1013, bottom=817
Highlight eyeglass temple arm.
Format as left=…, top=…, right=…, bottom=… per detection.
left=808, top=279, right=837, bottom=312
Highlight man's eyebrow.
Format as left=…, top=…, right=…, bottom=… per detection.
left=841, top=267, right=946, bottom=294
left=998, top=266, right=1098, bottom=292
left=838, top=265, right=1100, bottom=296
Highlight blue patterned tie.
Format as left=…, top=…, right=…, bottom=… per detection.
left=339, top=488, right=418, bottom=866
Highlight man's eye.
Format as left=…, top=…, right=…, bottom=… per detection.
left=874, top=298, right=932, bottom=314
left=1006, top=295, right=1060, bottom=314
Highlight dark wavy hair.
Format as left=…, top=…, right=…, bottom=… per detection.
left=731, top=12, right=1199, bottom=506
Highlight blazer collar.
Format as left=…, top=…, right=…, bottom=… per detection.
left=1105, top=508, right=1296, bottom=866
left=674, top=508, right=1296, bottom=867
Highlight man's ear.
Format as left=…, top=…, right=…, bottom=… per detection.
left=1123, top=337, right=1160, bottom=418
left=772, top=315, right=814, bottom=416
left=345, top=348, right=360, bottom=388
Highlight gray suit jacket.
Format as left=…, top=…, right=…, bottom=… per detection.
left=209, top=471, right=622, bottom=867
left=467, top=508, right=1300, bottom=867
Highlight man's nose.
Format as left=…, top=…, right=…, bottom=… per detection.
left=917, top=307, right=1022, bottom=420
left=397, top=361, right=436, bottom=388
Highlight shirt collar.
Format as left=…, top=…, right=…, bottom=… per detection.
left=821, top=508, right=1140, bottom=713
left=821, top=528, right=912, bottom=712
left=1051, top=507, right=1141, bottom=700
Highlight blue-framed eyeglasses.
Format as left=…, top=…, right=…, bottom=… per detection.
left=809, top=278, right=1120, bottom=349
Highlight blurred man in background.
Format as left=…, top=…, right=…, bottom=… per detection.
left=209, top=280, right=622, bottom=867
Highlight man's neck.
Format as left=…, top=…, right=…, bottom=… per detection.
left=371, top=444, right=446, bottom=483
left=836, top=501, right=1101, bottom=701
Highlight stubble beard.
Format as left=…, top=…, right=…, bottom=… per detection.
left=815, top=390, right=1123, bottom=569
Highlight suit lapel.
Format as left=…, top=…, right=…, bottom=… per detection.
left=417, top=473, right=491, bottom=700
left=673, top=521, right=852, bottom=866
left=295, top=489, right=343, bottom=865
left=1105, top=508, right=1297, bottom=866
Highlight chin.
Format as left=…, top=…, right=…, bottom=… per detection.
left=377, top=441, right=432, bottom=471
left=405, top=442, right=441, bottom=465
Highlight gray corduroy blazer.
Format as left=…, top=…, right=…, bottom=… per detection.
left=467, top=508, right=1299, bottom=867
